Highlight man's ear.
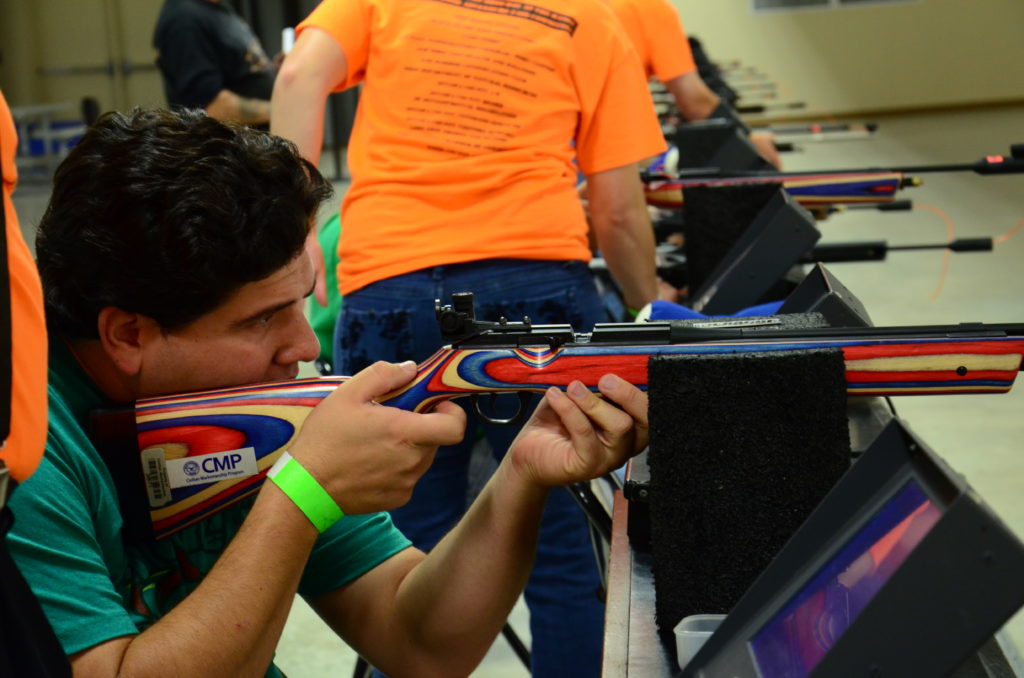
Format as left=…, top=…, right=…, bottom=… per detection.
left=97, top=307, right=152, bottom=376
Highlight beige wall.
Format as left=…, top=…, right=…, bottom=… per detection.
left=0, top=0, right=42, bottom=105
left=677, top=0, right=1024, bottom=117
left=3, top=0, right=1022, bottom=119
left=0, top=0, right=164, bottom=118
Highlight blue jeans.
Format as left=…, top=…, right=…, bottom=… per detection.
left=335, top=259, right=608, bottom=678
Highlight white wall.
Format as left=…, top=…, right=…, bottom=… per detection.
left=677, top=0, right=1024, bottom=117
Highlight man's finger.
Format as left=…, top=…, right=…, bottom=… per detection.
left=337, top=360, right=418, bottom=403
left=410, top=402, right=468, bottom=447
left=564, top=380, right=634, bottom=441
left=544, top=387, right=601, bottom=450
left=597, top=374, right=649, bottom=429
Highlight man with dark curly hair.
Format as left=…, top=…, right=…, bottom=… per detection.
left=6, top=107, right=649, bottom=677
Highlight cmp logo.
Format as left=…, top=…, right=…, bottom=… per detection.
left=164, top=447, right=260, bottom=490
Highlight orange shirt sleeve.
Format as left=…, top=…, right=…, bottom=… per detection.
left=608, top=0, right=696, bottom=84
left=297, top=0, right=372, bottom=90
left=575, top=10, right=666, bottom=175
left=642, top=0, right=696, bottom=83
left=1, top=90, right=49, bottom=483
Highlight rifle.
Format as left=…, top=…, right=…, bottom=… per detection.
left=91, top=294, right=1024, bottom=540
left=735, top=102, right=807, bottom=115
left=643, top=145, right=1024, bottom=210
left=802, top=238, right=994, bottom=264
left=768, top=121, right=878, bottom=141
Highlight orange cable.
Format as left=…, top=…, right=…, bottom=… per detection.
left=994, top=218, right=1024, bottom=245
left=912, top=203, right=955, bottom=302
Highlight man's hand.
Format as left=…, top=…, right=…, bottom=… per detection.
left=289, top=361, right=467, bottom=514
left=750, top=131, right=782, bottom=169
left=507, top=374, right=648, bottom=487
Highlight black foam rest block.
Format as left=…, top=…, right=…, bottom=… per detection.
left=682, top=182, right=781, bottom=296
left=646, top=348, right=851, bottom=643
left=675, top=125, right=732, bottom=169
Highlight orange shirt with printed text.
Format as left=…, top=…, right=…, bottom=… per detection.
left=604, top=0, right=697, bottom=83
left=0, top=90, right=48, bottom=483
left=299, top=0, right=666, bottom=295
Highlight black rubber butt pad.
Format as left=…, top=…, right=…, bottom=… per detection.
left=646, top=348, right=852, bottom=643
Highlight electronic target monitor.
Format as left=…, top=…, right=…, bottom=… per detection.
left=677, top=419, right=1024, bottom=678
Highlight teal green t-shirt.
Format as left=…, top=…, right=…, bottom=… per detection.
left=7, top=337, right=410, bottom=676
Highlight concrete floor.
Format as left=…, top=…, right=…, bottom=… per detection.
left=10, top=104, right=1024, bottom=676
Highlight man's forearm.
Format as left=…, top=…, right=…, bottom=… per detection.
left=73, top=486, right=318, bottom=677
left=595, top=214, right=658, bottom=310
left=367, top=378, right=647, bottom=676
left=664, top=73, right=782, bottom=168
left=269, top=42, right=336, bottom=301
left=308, top=458, right=548, bottom=678
left=270, top=75, right=327, bottom=166
left=588, top=164, right=659, bottom=311
left=270, top=28, right=347, bottom=166
left=386, top=459, right=549, bottom=676
left=205, top=89, right=271, bottom=126
left=665, top=71, right=720, bottom=122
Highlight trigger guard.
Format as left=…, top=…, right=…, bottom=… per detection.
left=471, top=392, right=532, bottom=426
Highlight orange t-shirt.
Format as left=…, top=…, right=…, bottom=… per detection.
left=299, top=0, right=666, bottom=295
left=604, top=0, right=697, bottom=83
left=0, top=90, right=48, bottom=483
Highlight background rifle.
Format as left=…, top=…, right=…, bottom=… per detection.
left=644, top=170, right=910, bottom=209
left=769, top=121, right=878, bottom=136
left=643, top=145, right=1024, bottom=209
left=803, top=238, right=994, bottom=264
left=735, top=102, right=807, bottom=115
left=766, top=122, right=878, bottom=144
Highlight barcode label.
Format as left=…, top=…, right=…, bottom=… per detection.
left=141, top=448, right=171, bottom=508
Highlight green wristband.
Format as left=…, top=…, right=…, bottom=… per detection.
left=626, top=307, right=641, bottom=319
left=267, top=452, right=344, bottom=532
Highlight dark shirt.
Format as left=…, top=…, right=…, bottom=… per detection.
left=153, top=0, right=275, bottom=110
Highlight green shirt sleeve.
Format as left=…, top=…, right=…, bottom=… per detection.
left=7, top=428, right=140, bottom=655
left=299, top=510, right=411, bottom=598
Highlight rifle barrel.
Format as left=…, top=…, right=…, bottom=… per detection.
left=805, top=238, right=994, bottom=263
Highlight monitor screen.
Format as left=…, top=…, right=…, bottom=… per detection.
left=748, top=480, right=942, bottom=678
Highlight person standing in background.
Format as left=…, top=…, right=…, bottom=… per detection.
left=1, top=87, right=68, bottom=677
left=270, top=0, right=664, bottom=673
left=606, top=0, right=781, bottom=167
left=154, top=0, right=277, bottom=126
